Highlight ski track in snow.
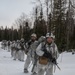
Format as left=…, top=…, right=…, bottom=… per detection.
left=0, top=43, right=75, bottom=75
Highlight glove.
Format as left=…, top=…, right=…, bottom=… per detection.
left=43, top=49, right=49, bottom=57
left=52, top=58, right=57, bottom=64
left=43, top=52, right=49, bottom=58
left=43, top=49, right=52, bottom=60
left=28, top=41, right=32, bottom=46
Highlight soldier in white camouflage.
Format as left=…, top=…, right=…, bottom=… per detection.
left=18, top=38, right=25, bottom=62
left=36, top=33, right=59, bottom=75
left=24, top=33, right=38, bottom=75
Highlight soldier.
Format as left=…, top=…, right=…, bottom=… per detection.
left=36, top=33, right=59, bottom=75
left=13, top=41, right=17, bottom=60
left=11, top=41, right=15, bottom=57
left=18, top=38, right=25, bottom=62
left=24, top=33, right=38, bottom=75
left=7, top=40, right=11, bottom=52
left=13, top=41, right=20, bottom=60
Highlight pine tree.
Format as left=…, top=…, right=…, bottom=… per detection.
left=66, top=1, right=75, bottom=50
left=53, top=0, right=67, bottom=51
left=33, top=5, right=47, bottom=38
left=23, top=21, right=31, bottom=41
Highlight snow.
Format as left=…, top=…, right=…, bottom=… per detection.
left=54, top=52, right=75, bottom=75
left=0, top=42, right=75, bottom=75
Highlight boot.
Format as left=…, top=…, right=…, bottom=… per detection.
left=24, top=68, right=29, bottom=73
left=31, top=72, right=37, bottom=75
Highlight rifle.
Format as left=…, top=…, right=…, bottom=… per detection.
left=42, top=44, right=61, bottom=70
left=24, top=40, right=32, bottom=54
left=51, top=57, right=61, bottom=70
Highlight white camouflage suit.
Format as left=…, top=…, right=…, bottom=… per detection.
left=24, top=40, right=38, bottom=73
left=13, top=42, right=18, bottom=60
left=11, top=42, right=16, bottom=57
left=18, top=42, right=25, bottom=61
left=36, top=42, right=59, bottom=75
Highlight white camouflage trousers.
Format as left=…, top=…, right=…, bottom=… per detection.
left=13, top=50, right=18, bottom=60
left=18, top=50, right=25, bottom=61
left=24, top=53, right=37, bottom=73
left=37, top=62, right=53, bottom=75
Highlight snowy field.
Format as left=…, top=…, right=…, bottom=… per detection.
left=0, top=42, right=75, bottom=75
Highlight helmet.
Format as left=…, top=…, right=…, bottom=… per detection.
left=21, top=38, right=24, bottom=41
left=46, top=33, right=55, bottom=39
left=31, top=33, right=37, bottom=38
left=17, top=40, right=20, bottom=43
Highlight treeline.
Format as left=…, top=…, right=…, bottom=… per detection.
left=0, top=0, right=75, bottom=51
left=0, top=22, right=31, bottom=42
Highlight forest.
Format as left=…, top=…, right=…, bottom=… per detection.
left=0, top=0, right=75, bottom=51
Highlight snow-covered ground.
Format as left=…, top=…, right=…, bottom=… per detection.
left=54, top=52, right=75, bottom=75
left=0, top=43, right=75, bottom=75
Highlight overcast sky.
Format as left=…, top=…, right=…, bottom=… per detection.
left=0, top=0, right=36, bottom=28
left=0, top=0, right=74, bottom=28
